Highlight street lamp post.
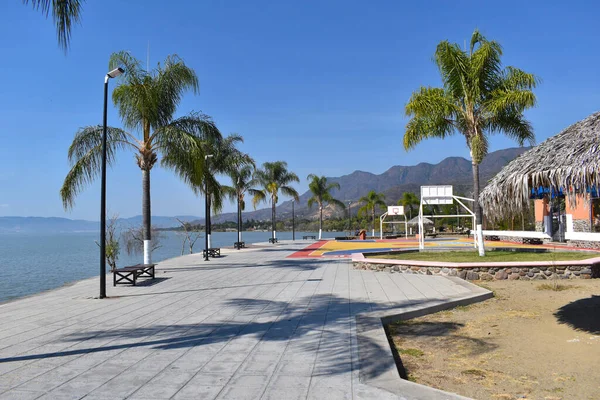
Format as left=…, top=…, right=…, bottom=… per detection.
left=204, top=154, right=213, bottom=261
left=236, top=176, right=241, bottom=249
left=292, top=200, right=295, bottom=241
left=100, top=67, right=124, bottom=299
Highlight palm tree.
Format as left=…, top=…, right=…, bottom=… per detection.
left=399, top=192, right=419, bottom=220
left=165, top=133, right=251, bottom=248
left=24, top=0, right=83, bottom=52
left=61, top=51, right=220, bottom=263
left=306, top=175, right=345, bottom=240
left=252, top=161, right=300, bottom=241
left=224, top=164, right=258, bottom=246
left=403, top=29, right=537, bottom=256
left=358, top=190, right=387, bottom=237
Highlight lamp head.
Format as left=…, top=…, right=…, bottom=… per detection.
left=107, top=67, right=124, bottom=79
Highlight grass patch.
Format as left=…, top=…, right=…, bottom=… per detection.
left=368, top=250, right=598, bottom=263
left=398, top=348, right=424, bottom=357
left=537, top=282, right=578, bottom=291
left=461, top=369, right=487, bottom=378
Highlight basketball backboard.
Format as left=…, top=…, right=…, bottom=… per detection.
left=387, top=206, right=404, bottom=215
left=421, top=185, right=453, bottom=205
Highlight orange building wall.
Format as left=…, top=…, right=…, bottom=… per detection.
left=565, top=195, right=590, bottom=220
left=534, top=198, right=549, bottom=222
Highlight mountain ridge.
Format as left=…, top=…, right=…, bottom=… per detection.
left=0, top=147, right=528, bottom=232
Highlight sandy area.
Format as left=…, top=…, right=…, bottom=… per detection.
left=388, top=280, right=600, bottom=400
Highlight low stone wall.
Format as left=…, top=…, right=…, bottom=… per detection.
left=573, top=219, right=591, bottom=233
left=535, top=221, right=543, bottom=232
left=353, top=261, right=599, bottom=280
left=567, top=240, right=600, bottom=250
left=482, top=235, right=549, bottom=244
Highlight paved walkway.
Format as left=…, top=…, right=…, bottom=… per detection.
left=0, top=242, right=490, bottom=400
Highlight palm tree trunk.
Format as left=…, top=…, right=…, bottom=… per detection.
left=372, top=208, right=375, bottom=237
left=142, top=169, right=152, bottom=264
left=207, top=197, right=212, bottom=248
left=472, top=160, right=485, bottom=256
left=237, top=197, right=242, bottom=244
left=272, top=197, right=276, bottom=240
left=319, top=206, right=323, bottom=240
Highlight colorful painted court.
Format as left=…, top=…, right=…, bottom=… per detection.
left=289, top=236, right=577, bottom=258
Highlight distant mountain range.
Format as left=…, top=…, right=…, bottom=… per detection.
left=212, top=146, right=529, bottom=223
left=0, top=147, right=528, bottom=232
left=0, top=215, right=199, bottom=233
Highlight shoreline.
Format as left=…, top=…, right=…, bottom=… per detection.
left=0, top=239, right=312, bottom=306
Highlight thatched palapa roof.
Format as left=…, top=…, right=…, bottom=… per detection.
left=408, top=216, right=434, bottom=226
left=480, top=111, right=600, bottom=221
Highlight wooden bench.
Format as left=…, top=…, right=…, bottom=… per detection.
left=233, top=241, right=245, bottom=249
left=113, top=264, right=155, bottom=286
left=202, top=248, right=221, bottom=258
left=303, top=235, right=317, bottom=240
left=425, top=233, right=438, bottom=238
left=268, top=238, right=279, bottom=244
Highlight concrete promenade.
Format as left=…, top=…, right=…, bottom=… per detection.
left=0, top=242, right=490, bottom=399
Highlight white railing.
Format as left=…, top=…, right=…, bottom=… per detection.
left=481, top=230, right=551, bottom=240
left=565, top=231, right=600, bottom=242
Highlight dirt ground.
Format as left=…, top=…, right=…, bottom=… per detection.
left=387, top=280, right=600, bottom=400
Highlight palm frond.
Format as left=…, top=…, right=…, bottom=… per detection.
left=281, top=185, right=300, bottom=201
left=61, top=125, right=133, bottom=209
left=24, top=0, right=83, bottom=52
left=434, top=41, right=470, bottom=100
left=250, top=189, right=266, bottom=210
left=110, top=52, right=199, bottom=134
left=485, top=110, right=535, bottom=147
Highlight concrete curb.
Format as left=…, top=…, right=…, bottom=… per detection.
left=355, top=277, right=493, bottom=400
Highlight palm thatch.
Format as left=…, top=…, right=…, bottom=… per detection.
left=408, top=216, right=434, bottom=226
left=480, top=111, right=600, bottom=221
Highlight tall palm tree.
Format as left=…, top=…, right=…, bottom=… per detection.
left=403, top=29, right=538, bottom=256
left=24, top=0, right=83, bottom=52
left=61, top=51, right=220, bottom=263
left=224, top=164, right=258, bottom=246
left=358, top=190, right=387, bottom=237
left=165, top=134, right=251, bottom=248
left=399, top=192, right=419, bottom=220
left=252, top=161, right=300, bottom=241
left=306, top=175, right=345, bottom=240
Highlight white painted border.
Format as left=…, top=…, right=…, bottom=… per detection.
left=481, top=230, right=551, bottom=240
left=565, top=231, right=600, bottom=242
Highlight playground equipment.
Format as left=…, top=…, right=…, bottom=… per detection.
left=418, top=185, right=479, bottom=250
left=379, top=206, right=408, bottom=239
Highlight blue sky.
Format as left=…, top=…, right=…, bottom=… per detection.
left=1, top=0, right=599, bottom=220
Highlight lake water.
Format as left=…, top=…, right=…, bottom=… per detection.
left=0, top=231, right=344, bottom=303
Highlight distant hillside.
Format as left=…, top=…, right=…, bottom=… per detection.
left=0, top=217, right=98, bottom=233
left=0, top=147, right=527, bottom=232
left=0, top=215, right=199, bottom=233
left=212, top=146, right=529, bottom=223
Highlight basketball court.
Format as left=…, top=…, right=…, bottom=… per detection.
left=288, top=236, right=555, bottom=258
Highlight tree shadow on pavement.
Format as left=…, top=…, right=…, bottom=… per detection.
left=554, top=295, right=600, bottom=334
left=0, top=293, right=451, bottom=382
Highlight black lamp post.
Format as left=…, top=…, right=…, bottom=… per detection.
left=292, top=200, right=295, bottom=241
left=100, top=67, right=124, bottom=299
left=204, top=154, right=213, bottom=261
left=236, top=176, right=241, bottom=250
